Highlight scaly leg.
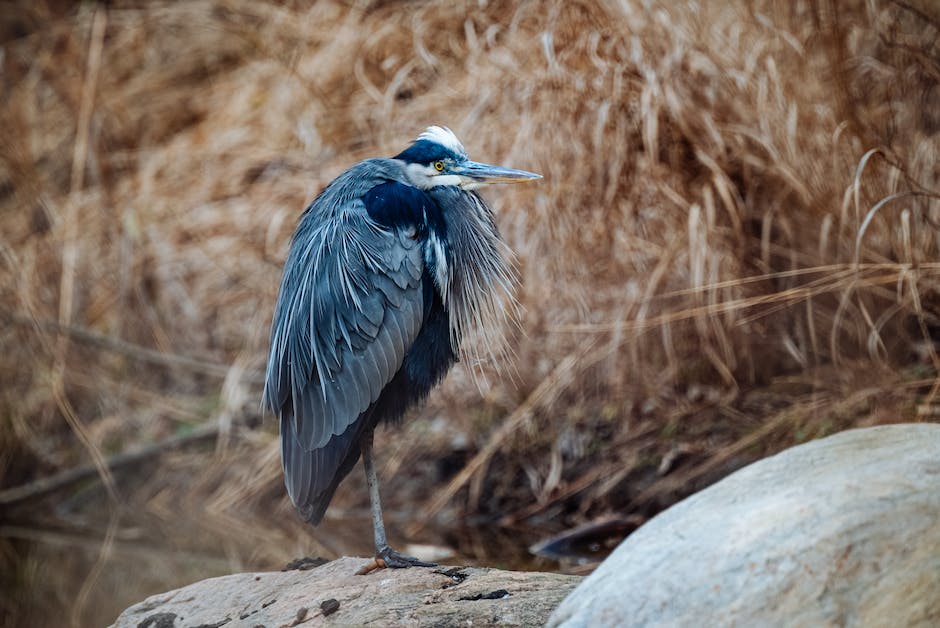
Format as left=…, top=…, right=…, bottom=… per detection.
left=357, top=427, right=435, bottom=574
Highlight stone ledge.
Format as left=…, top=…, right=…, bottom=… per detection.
left=111, top=557, right=581, bottom=628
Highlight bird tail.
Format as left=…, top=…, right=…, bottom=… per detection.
left=280, top=409, right=365, bottom=526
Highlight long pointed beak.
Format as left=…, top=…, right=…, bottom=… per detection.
left=454, top=160, right=542, bottom=185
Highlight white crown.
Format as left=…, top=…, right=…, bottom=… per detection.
left=416, top=126, right=468, bottom=158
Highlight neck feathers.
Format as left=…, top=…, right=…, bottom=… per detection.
left=427, top=188, right=519, bottom=373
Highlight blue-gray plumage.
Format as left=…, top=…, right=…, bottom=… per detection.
left=263, top=126, right=540, bottom=569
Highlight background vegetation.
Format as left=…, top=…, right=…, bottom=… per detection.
left=1, top=0, right=938, bottom=625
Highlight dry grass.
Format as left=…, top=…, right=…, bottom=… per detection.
left=1, top=0, right=939, bottom=625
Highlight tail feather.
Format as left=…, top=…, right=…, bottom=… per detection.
left=280, top=407, right=365, bottom=525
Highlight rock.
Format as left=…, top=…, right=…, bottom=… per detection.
left=549, top=423, right=940, bottom=627
left=110, top=557, right=580, bottom=627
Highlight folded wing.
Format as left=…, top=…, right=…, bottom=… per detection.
left=263, top=196, right=426, bottom=518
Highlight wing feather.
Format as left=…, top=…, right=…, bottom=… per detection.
left=264, top=175, right=436, bottom=523
left=374, top=273, right=406, bottom=307
left=264, top=197, right=425, bottom=452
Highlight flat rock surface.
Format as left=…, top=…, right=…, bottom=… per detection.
left=110, top=557, right=581, bottom=627
left=549, top=423, right=940, bottom=627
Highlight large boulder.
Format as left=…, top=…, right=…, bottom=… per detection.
left=549, top=423, right=940, bottom=627
left=110, top=556, right=580, bottom=627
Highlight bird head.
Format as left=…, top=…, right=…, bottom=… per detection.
left=395, top=126, right=541, bottom=191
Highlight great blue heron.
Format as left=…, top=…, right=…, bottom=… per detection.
left=263, top=126, right=541, bottom=569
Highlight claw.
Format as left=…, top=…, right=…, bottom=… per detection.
left=356, top=547, right=436, bottom=575
left=379, top=546, right=437, bottom=568
left=355, top=559, right=384, bottom=575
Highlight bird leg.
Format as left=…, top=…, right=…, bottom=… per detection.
left=357, top=427, right=435, bottom=574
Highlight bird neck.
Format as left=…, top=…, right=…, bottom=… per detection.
left=426, top=187, right=518, bottom=372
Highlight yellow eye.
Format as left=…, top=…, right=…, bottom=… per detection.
left=433, top=161, right=445, bottom=172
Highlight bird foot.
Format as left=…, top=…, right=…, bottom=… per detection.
left=380, top=546, right=437, bottom=568
left=355, top=546, right=436, bottom=575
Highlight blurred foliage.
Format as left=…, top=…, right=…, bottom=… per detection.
left=0, top=0, right=938, bottom=625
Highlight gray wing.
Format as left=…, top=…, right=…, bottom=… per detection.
left=263, top=199, right=425, bottom=453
